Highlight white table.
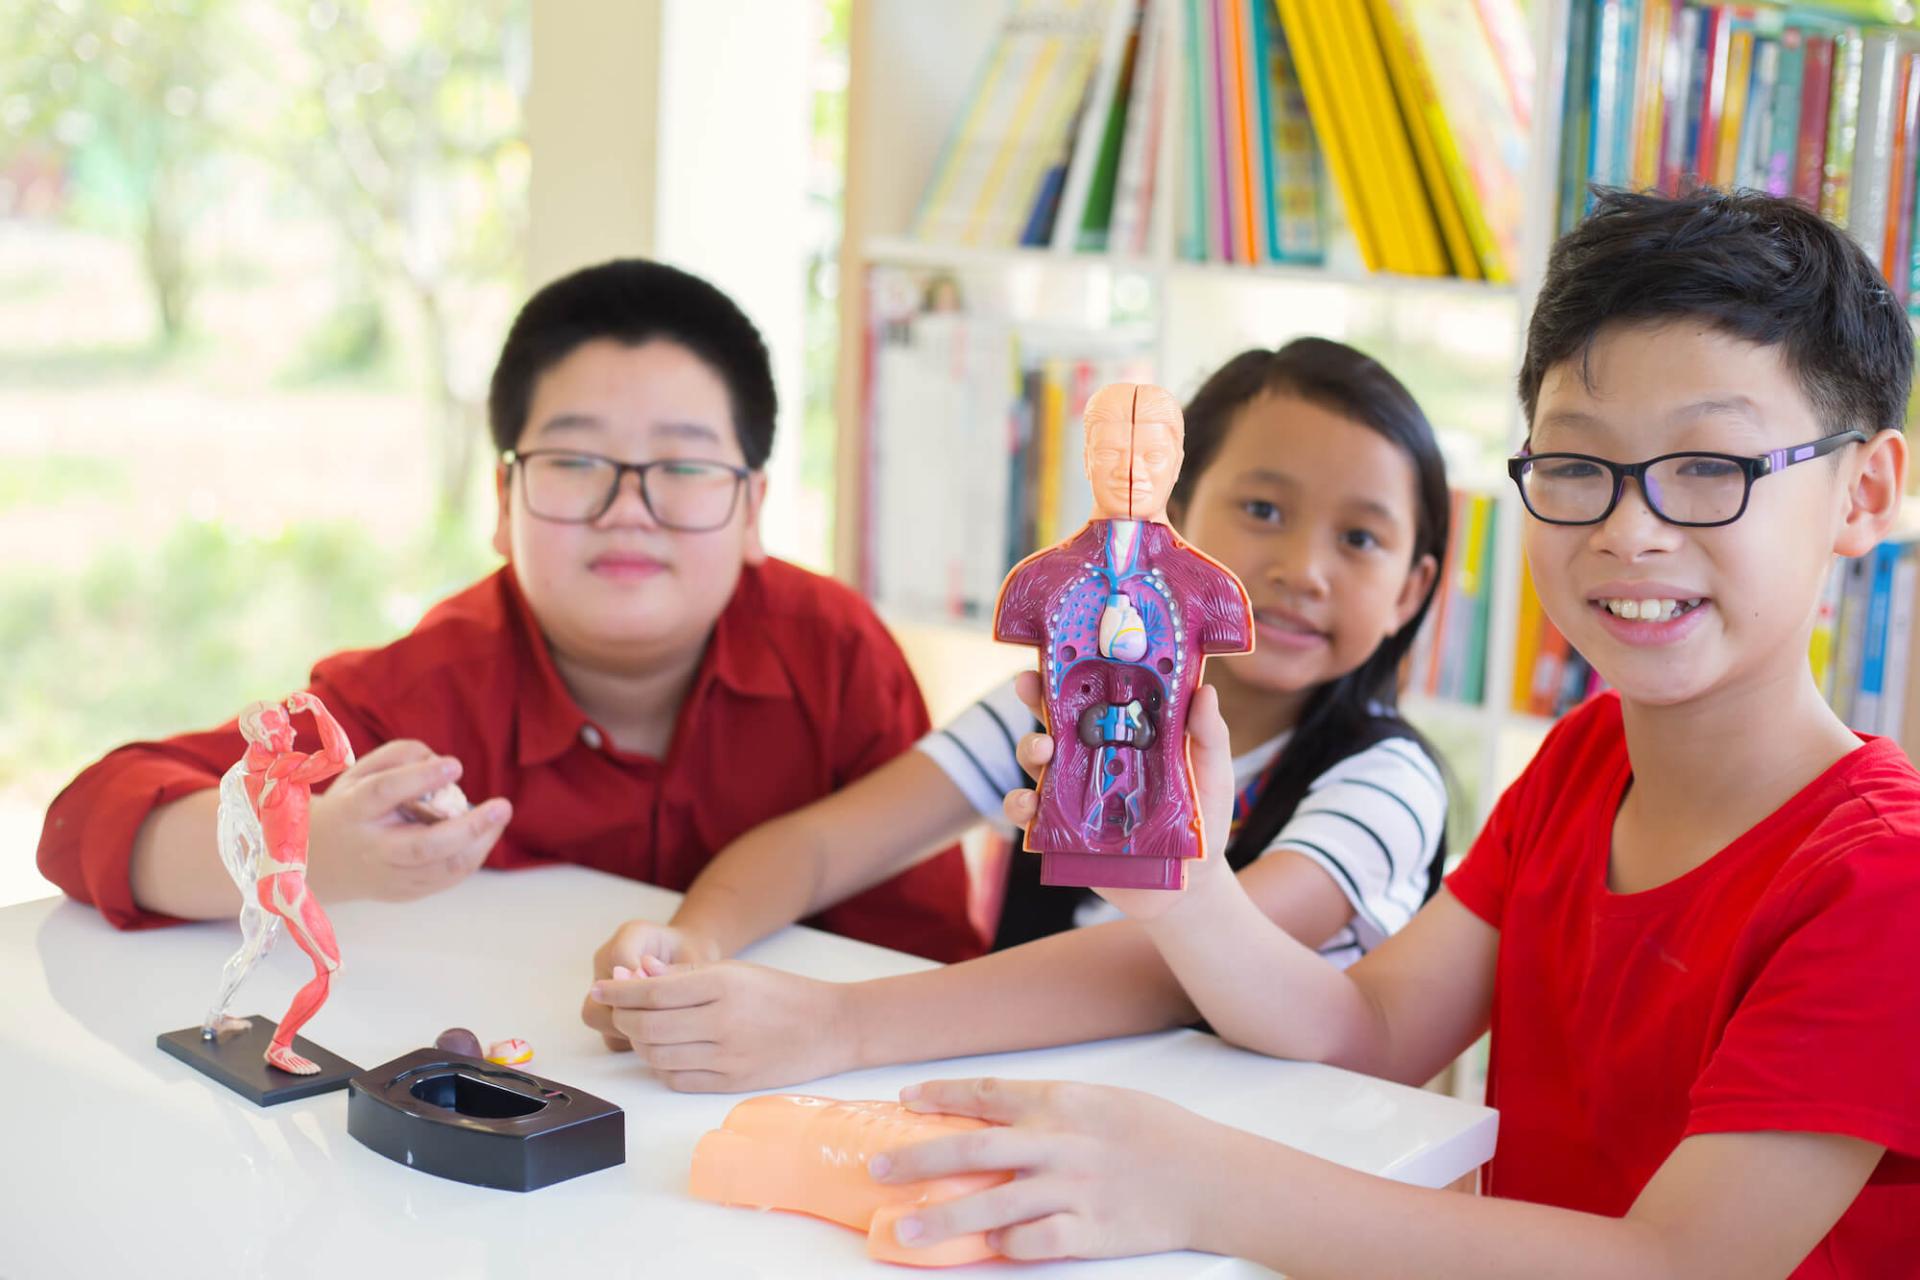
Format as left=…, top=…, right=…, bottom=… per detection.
left=0, top=865, right=1495, bottom=1278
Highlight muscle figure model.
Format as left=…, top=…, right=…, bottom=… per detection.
left=994, top=384, right=1254, bottom=890
left=201, top=692, right=353, bottom=1074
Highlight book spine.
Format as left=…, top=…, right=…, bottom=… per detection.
left=1821, top=26, right=1864, bottom=225
left=1794, top=34, right=1837, bottom=208
left=1766, top=25, right=1808, bottom=197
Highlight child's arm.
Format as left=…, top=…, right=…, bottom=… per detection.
left=584, top=844, right=1355, bottom=1089
left=877, top=1077, right=1881, bottom=1278
left=1007, top=677, right=1494, bottom=1084
left=128, top=738, right=510, bottom=916
left=672, top=749, right=981, bottom=957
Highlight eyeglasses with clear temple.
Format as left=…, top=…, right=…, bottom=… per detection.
left=1506, top=430, right=1868, bottom=528
left=501, top=449, right=751, bottom=531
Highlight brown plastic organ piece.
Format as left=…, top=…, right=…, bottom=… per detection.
left=689, top=1095, right=1010, bottom=1267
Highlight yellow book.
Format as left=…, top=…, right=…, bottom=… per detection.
left=959, top=14, right=1069, bottom=244
left=1715, top=28, right=1755, bottom=188
left=1274, top=0, right=1383, bottom=270
left=1366, top=0, right=1482, bottom=280
left=1314, top=0, right=1448, bottom=274
left=1036, top=357, right=1067, bottom=545
left=1510, top=558, right=1544, bottom=715
left=984, top=0, right=1112, bottom=246
left=1630, top=0, right=1673, bottom=189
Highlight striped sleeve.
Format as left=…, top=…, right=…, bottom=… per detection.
left=1266, top=736, right=1447, bottom=959
left=914, top=676, right=1036, bottom=824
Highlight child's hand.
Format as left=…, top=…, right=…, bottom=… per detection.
left=1001, top=673, right=1239, bottom=921
left=872, top=1076, right=1213, bottom=1261
left=580, top=920, right=723, bottom=1050
left=585, top=957, right=856, bottom=1091
left=307, top=740, right=510, bottom=903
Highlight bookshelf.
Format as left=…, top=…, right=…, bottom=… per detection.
left=837, top=0, right=1566, bottom=842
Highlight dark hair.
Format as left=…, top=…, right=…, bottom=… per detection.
left=1521, top=187, right=1913, bottom=438
left=487, top=259, right=778, bottom=468
left=1176, top=338, right=1452, bottom=891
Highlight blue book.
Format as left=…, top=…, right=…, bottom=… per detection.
left=1856, top=541, right=1898, bottom=732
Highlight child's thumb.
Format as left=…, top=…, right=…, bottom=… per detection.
left=1186, top=685, right=1235, bottom=809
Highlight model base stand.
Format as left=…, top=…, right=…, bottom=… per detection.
left=347, top=1047, right=625, bottom=1192
left=157, top=1015, right=359, bottom=1106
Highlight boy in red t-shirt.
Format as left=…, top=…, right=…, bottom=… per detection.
left=36, top=260, right=981, bottom=964
left=858, top=190, right=1920, bottom=1276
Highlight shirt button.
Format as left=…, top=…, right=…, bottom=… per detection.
left=580, top=724, right=604, bottom=749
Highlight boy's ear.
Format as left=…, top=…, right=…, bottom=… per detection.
left=1395, top=551, right=1440, bottom=632
left=1832, top=429, right=1908, bottom=558
left=741, top=470, right=769, bottom=566
left=491, top=463, right=513, bottom=560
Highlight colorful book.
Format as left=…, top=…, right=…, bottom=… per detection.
left=1796, top=32, right=1838, bottom=207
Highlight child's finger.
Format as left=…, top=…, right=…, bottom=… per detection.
left=637, top=1039, right=720, bottom=1073
left=1011, top=669, right=1043, bottom=715
left=873, top=1126, right=1051, bottom=1185
left=1002, top=788, right=1038, bottom=827
left=393, top=798, right=510, bottom=866
left=620, top=1004, right=714, bottom=1047
left=580, top=992, right=619, bottom=1036
left=658, top=1069, right=732, bottom=1093
left=348, top=755, right=462, bottom=820
left=1184, top=685, right=1235, bottom=805
left=992, top=1212, right=1085, bottom=1262
left=340, top=738, right=436, bottom=775
left=894, top=1178, right=1068, bottom=1249
left=1016, top=731, right=1054, bottom=770
left=589, top=966, right=723, bottom=1011
left=899, top=1076, right=1051, bottom=1123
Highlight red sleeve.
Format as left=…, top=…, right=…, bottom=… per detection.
left=1444, top=786, right=1517, bottom=929
left=808, top=615, right=988, bottom=964
left=34, top=670, right=386, bottom=931
left=1685, top=833, right=1920, bottom=1159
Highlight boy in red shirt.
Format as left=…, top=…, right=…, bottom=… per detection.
left=36, top=260, right=981, bottom=964
left=862, top=191, right=1920, bottom=1276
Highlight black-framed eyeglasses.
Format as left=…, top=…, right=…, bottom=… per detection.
left=502, top=449, right=750, bottom=531
left=1506, top=431, right=1867, bottom=528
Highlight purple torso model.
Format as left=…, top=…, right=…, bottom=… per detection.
left=994, top=384, right=1253, bottom=891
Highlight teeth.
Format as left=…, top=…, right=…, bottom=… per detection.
left=1599, top=597, right=1699, bottom=621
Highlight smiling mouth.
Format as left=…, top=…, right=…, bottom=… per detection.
left=1593, top=596, right=1706, bottom=622
left=1255, top=609, right=1325, bottom=638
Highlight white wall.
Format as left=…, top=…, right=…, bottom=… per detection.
left=527, top=0, right=818, bottom=567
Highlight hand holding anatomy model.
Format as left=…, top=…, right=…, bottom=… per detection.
left=201, top=692, right=353, bottom=1074
left=992, top=384, right=1253, bottom=891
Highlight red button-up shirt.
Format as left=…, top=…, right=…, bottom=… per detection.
left=37, top=561, right=985, bottom=963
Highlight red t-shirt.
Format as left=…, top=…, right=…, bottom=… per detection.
left=37, top=561, right=985, bottom=964
left=1447, top=692, right=1920, bottom=1277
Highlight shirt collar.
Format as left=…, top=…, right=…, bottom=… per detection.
left=507, top=561, right=792, bottom=768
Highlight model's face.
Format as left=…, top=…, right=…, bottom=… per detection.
left=1177, top=392, right=1434, bottom=696
left=1523, top=321, right=1866, bottom=709
left=244, top=706, right=295, bottom=752
left=1085, top=418, right=1184, bottom=521
left=493, top=339, right=767, bottom=669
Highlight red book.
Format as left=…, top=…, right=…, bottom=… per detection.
left=1887, top=53, right=1920, bottom=299
left=1795, top=35, right=1837, bottom=208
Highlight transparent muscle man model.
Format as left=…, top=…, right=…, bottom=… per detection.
left=201, top=693, right=352, bottom=1074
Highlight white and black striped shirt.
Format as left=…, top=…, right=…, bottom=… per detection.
left=916, top=677, right=1446, bottom=967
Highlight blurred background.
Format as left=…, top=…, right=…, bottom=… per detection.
left=0, top=1, right=853, bottom=904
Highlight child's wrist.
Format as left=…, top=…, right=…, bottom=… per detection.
left=829, top=980, right=874, bottom=1073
